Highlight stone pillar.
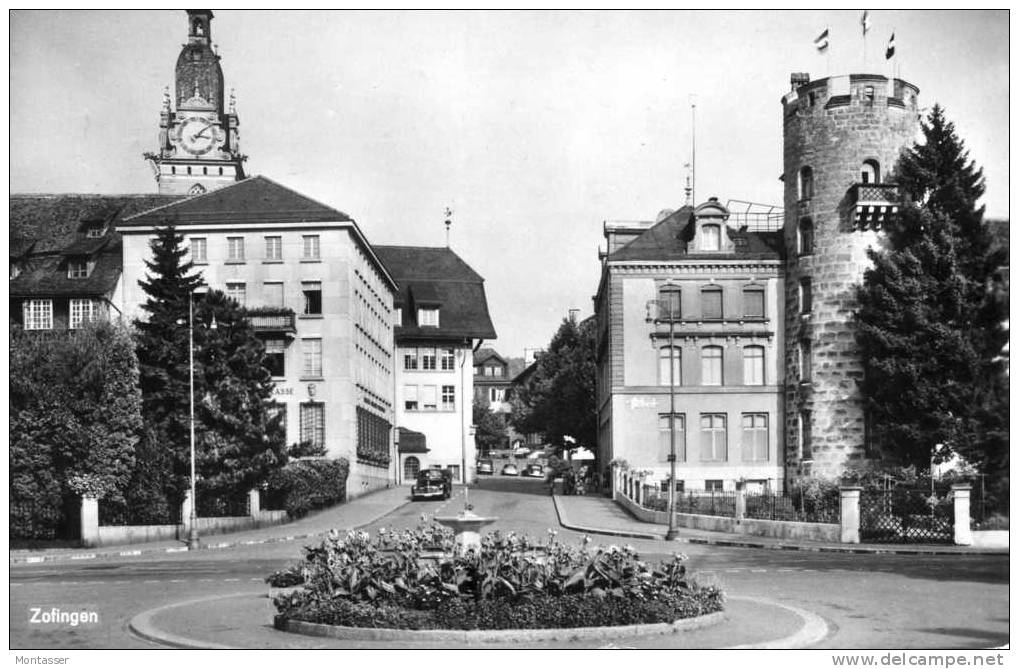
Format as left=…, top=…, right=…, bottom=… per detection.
left=80, top=496, right=99, bottom=548
left=181, top=490, right=194, bottom=531
left=735, top=481, right=746, bottom=523
left=839, top=486, right=862, bottom=544
left=951, top=484, right=972, bottom=546
left=248, top=489, right=261, bottom=517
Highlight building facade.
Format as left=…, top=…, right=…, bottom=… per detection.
left=474, top=348, right=513, bottom=411
left=117, top=176, right=399, bottom=496
left=374, top=246, right=497, bottom=486
left=595, top=199, right=786, bottom=492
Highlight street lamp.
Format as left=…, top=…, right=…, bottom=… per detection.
left=187, top=287, right=216, bottom=550
left=647, top=296, right=680, bottom=541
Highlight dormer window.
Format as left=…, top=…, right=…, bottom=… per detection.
left=86, top=224, right=107, bottom=238
left=701, top=224, right=721, bottom=251
left=418, top=308, right=439, bottom=327
left=67, top=259, right=90, bottom=279
left=394, top=308, right=403, bottom=327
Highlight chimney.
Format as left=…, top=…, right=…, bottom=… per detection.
left=790, top=72, right=810, bottom=91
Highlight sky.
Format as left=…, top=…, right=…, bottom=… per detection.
left=9, top=10, right=1010, bottom=359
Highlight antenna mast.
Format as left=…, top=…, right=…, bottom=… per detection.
left=690, top=94, right=697, bottom=206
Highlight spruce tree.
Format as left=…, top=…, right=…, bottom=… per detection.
left=856, top=106, right=1008, bottom=489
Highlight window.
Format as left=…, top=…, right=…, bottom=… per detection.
left=268, top=403, right=287, bottom=432
left=302, top=235, right=320, bottom=260
left=299, top=403, right=325, bottom=450
left=264, top=338, right=285, bottom=377
left=67, top=260, right=89, bottom=279
left=418, top=308, right=439, bottom=327
left=404, top=348, right=419, bottom=370
left=862, top=159, right=880, bottom=184
left=799, top=339, right=812, bottom=382
left=741, top=413, right=768, bottom=461
left=404, top=456, right=421, bottom=480
left=264, top=282, right=285, bottom=307
left=743, top=287, right=764, bottom=318
left=658, top=414, right=686, bottom=463
left=743, top=345, right=765, bottom=385
left=661, top=479, right=685, bottom=493
left=265, top=236, right=282, bottom=261
left=702, top=224, right=721, bottom=251
left=421, top=385, right=437, bottom=411
left=442, top=385, right=455, bottom=411
left=798, top=166, right=814, bottom=200
left=701, top=346, right=723, bottom=386
left=658, top=346, right=682, bottom=386
left=190, top=237, right=207, bottom=263
left=701, top=286, right=722, bottom=319
left=69, top=299, right=96, bottom=329
left=226, top=282, right=246, bottom=306
left=489, top=387, right=505, bottom=403
left=658, top=286, right=681, bottom=320
left=302, top=282, right=322, bottom=315
left=227, top=237, right=245, bottom=262
left=799, top=278, right=812, bottom=314
left=700, top=414, right=727, bottom=461
left=440, top=348, right=455, bottom=371
left=404, top=385, right=419, bottom=410
left=448, top=464, right=461, bottom=482
left=23, top=299, right=53, bottom=330
left=395, top=309, right=403, bottom=327
left=421, top=348, right=437, bottom=370
left=800, top=409, right=813, bottom=460
left=302, top=338, right=322, bottom=378
left=705, top=479, right=724, bottom=492
left=86, top=225, right=106, bottom=238
left=798, top=219, right=814, bottom=255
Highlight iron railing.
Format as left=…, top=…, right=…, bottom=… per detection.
left=99, top=498, right=182, bottom=526
left=196, top=491, right=250, bottom=518
left=745, top=490, right=840, bottom=524
left=859, top=484, right=954, bottom=544
left=245, top=310, right=296, bottom=333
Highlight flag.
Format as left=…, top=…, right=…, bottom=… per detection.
left=814, top=28, right=830, bottom=52
left=885, top=31, right=896, bottom=59
left=861, top=10, right=871, bottom=35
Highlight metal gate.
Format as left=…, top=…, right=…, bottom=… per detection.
left=859, top=485, right=954, bottom=544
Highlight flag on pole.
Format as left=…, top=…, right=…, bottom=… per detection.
left=885, top=31, right=896, bottom=59
left=861, top=10, right=871, bottom=34
left=814, top=28, right=830, bottom=52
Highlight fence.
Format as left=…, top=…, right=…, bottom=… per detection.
left=196, top=491, right=251, bottom=518
left=99, top=498, right=182, bottom=526
left=859, top=484, right=954, bottom=544
left=643, top=490, right=739, bottom=518
left=745, top=490, right=840, bottom=524
left=10, top=498, right=78, bottom=542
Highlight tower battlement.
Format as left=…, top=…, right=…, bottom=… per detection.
left=781, top=73, right=919, bottom=119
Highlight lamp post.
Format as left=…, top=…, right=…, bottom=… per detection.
left=648, top=297, right=680, bottom=541
left=186, top=288, right=215, bottom=550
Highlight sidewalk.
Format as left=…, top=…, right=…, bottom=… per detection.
left=552, top=494, right=1008, bottom=556
left=10, top=485, right=413, bottom=565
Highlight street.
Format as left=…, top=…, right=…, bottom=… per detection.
left=10, top=477, right=1009, bottom=649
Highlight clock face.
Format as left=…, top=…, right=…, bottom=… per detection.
left=179, top=118, right=217, bottom=155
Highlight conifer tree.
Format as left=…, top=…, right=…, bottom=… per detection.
left=856, top=106, right=1008, bottom=487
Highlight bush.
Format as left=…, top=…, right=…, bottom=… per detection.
left=272, top=526, right=724, bottom=630
left=263, top=458, right=348, bottom=517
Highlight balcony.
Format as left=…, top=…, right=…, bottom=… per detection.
left=849, top=183, right=900, bottom=229
left=245, top=308, right=296, bottom=335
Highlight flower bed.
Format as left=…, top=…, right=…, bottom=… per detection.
left=270, top=525, right=723, bottom=631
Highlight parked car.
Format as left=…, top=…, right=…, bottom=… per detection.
left=501, top=464, right=519, bottom=476
left=524, top=464, right=545, bottom=478
left=411, top=469, right=452, bottom=500
left=476, top=459, right=494, bottom=475
left=513, top=447, right=531, bottom=459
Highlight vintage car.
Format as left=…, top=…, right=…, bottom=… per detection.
left=501, top=464, right=519, bottom=476
left=523, top=463, right=545, bottom=478
left=476, top=459, right=494, bottom=475
left=411, top=469, right=452, bottom=500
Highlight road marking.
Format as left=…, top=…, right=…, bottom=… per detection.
left=249, top=577, right=261, bottom=581
left=26, top=557, right=44, bottom=564
left=69, top=554, right=96, bottom=560
left=725, top=568, right=742, bottom=572
left=802, top=568, right=816, bottom=572
left=144, top=580, right=159, bottom=583
left=198, top=578, right=213, bottom=582
left=777, top=568, right=795, bottom=572
left=11, top=583, right=22, bottom=587
left=224, top=578, right=240, bottom=582
left=119, top=550, right=142, bottom=556
left=750, top=569, right=768, bottom=573
left=166, top=547, right=187, bottom=553
left=169, top=579, right=184, bottom=583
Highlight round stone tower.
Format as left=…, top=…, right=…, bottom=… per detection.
left=781, top=72, right=920, bottom=482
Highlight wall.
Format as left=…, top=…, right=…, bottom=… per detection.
left=95, top=510, right=288, bottom=547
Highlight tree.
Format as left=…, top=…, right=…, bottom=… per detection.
left=10, top=320, right=143, bottom=534
left=132, top=225, right=287, bottom=513
left=510, top=317, right=597, bottom=454
left=856, top=106, right=1008, bottom=484
left=473, top=397, right=508, bottom=455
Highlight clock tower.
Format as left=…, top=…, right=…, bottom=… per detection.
left=146, top=10, right=246, bottom=196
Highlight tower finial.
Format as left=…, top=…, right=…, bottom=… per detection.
left=194, top=79, right=201, bottom=100
left=162, top=85, right=171, bottom=111
left=229, top=88, right=236, bottom=114
left=444, top=207, right=453, bottom=248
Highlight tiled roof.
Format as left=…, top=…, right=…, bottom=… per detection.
left=9, top=193, right=183, bottom=299
left=375, top=245, right=497, bottom=342
left=608, top=206, right=784, bottom=262
left=473, top=347, right=507, bottom=366
left=120, top=176, right=353, bottom=227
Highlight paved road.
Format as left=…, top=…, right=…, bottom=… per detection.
left=10, top=476, right=1009, bottom=649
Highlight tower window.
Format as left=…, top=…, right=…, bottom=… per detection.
left=798, top=166, right=814, bottom=200
left=798, top=218, right=814, bottom=255
left=799, top=339, right=812, bottom=382
left=861, top=159, right=880, bottom=184
left=799, top=278, right=813, bottom=314
left=799, top=409, right=813, bottom=460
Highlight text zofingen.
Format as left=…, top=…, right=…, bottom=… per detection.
left=29, top=608, right=99, bottom=627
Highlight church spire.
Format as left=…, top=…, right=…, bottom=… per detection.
left=187, top=10, right=213, bottom=46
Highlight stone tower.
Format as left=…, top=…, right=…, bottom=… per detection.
left=781, top=73, right=920, bottom=482
left=146, top=10, right=245, bottom=196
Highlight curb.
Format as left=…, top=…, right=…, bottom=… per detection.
left=129, top=592, right=822, bottom=648
left=10, top=495, right=414, bottom=566
left=551, top=496, right=1008, bottom=556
